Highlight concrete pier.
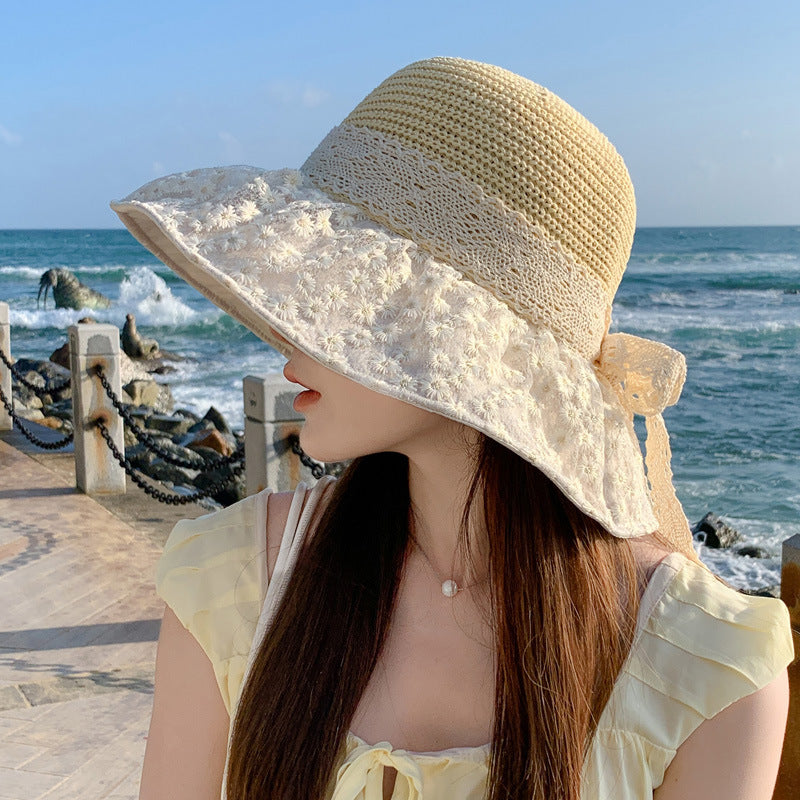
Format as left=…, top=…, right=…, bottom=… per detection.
left=68, top=324, right=125, bottom=495
left=243, top=372, right=324, bottom=495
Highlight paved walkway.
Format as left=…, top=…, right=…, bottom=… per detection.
left=0, top=426, right=208, bottom=800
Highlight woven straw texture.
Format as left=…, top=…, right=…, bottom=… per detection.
left=342, top=58, right=636, bottom=297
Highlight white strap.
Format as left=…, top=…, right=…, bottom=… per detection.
left=249, top=478, right=315, bottom=665
left=221, top=476, right=336, bottom=798
left=631, top=550, right=685, bottom=647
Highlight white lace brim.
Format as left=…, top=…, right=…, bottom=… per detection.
left=111, top=165, right=659, bottom=538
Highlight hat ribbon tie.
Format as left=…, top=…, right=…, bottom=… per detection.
left=597, top=333, right=694, bottom=553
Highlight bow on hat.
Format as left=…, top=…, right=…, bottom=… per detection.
left=597, top=332, right=695, bottom=556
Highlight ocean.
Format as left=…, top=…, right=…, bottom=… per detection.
left=1, top=227, right=798, bottom=589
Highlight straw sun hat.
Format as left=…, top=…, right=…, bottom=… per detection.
left=111, top=56, right=695, bottom=557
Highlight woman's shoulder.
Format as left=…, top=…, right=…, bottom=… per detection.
left=641, top=552, right=793, bottom=688
left=608, top=549, right=793, bottom=744
left=153, top=490, right=272, bottom=712
left=264, top=476, right=337, bottom=578
left=587, top=550, right=794, bottom=795
left=152, top=477, right=338, bottom=712
left=156, top=475, right=337, bottom=596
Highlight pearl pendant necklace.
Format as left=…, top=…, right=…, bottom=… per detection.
left=410, top=530, right=470, bottom=598
left=441, top=579, right=460, bottom=598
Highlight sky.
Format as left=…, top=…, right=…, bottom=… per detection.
left=1, top=0, right=799, bottom=228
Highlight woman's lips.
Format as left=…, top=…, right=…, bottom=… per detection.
left=293, top=389, right=321, bottom=412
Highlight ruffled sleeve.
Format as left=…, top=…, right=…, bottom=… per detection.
left=154, top=488, right=272, bottom=715
left=585, top=553, right=795, bottom=798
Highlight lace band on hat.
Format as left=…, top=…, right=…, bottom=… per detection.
left=302, top=124, right=610, bottom=360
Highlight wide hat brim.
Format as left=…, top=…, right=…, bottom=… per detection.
left=111, top=165, right=661, bottom=539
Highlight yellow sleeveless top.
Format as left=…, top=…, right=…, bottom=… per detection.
left=155, top=477, right=794, bottom=799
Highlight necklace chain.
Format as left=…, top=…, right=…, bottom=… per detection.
left=408, top=525, right=477, bottom=598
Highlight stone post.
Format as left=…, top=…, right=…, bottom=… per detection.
left=68, top=323, right=126, bottom=495
left=775, top=534, right=800, bottom=800
left=243, top=373, right=324, bottom=494
left=0, top=302, right=10, bottom=431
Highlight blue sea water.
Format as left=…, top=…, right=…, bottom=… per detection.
left=1, top=227, right=799, bottom=589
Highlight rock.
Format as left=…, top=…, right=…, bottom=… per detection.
left=50, top=382, right=71, bottom=402
left=22, top=370, right=46, bottom=391
left=13, top=386, right=42, bottom=410
left=174, top=408, right=201, bottom=423
left=38, top=416, right=66, bottom=431
left=187, top=419, right=216, bottom=436
left=123, top=379, right=161, bottom=408
left=48, top=398, right=72, bottom=412
left=740, top=585, right=781, bottom=598
left=146, top=439, right=206, bottom=469
left=202, top=406, right=231, bottom=435
left=49, top=342, right=70, bottom=369
left=46, top=404, right=74, bottom=422
left=14, top=407, right=44, bottom=421
left=119, top=352, right=156, bottom=384
left=736, top=545, right=770, bottom=559
left=125, top=443, right=157, bottom=470
left=194, top=467, right=245, bottom=507
left=190, top=445, right=231, bottom=462
left=146, top=460, right=199, bottom=488
left=187, top=429, right=234, bottom=457
left=149, top=364, right=178, bottom=375
left=146, top=414, right=193, bottom=436
left=123, top=426, right=140, bottom=448
left=153, top=384, right=174, bottom=414
left=691, top=512, right=742, bottom=549
left=119, top=378, right=172, bottom=414
left=126, top=407, right=152, bottom=429
left=15, top=358, right=71, bottom=395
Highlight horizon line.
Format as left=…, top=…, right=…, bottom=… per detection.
left=2, top=223, right=799, bottom=233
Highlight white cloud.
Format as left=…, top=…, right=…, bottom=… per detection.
left=152, top=161, right=165, bottom=176
left=267, top=80, right=329, bottom=109
left=0, top=124, right=22, bottom=146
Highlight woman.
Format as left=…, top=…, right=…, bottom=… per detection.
left=112, top=57, right=793, bottom=800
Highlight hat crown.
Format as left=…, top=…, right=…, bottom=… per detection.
left=342, top=57, right=636, bottom=297
left=302, top=57, right=636, bottom=358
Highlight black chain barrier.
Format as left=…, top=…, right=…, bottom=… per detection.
left=93, top=418, right=245, bottom=505
left=288, top=433, right=326, bottom=479
left=0, top=382, right=74, bottom=450
left=89, top=364, right=245, bottom=471
left=0, top=347, right=71, bottom=395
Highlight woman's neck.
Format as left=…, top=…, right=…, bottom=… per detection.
left=405, top=428, right=488, bottom=587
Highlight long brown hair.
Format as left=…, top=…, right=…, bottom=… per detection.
left=226, top=434, right=641, bottom=799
